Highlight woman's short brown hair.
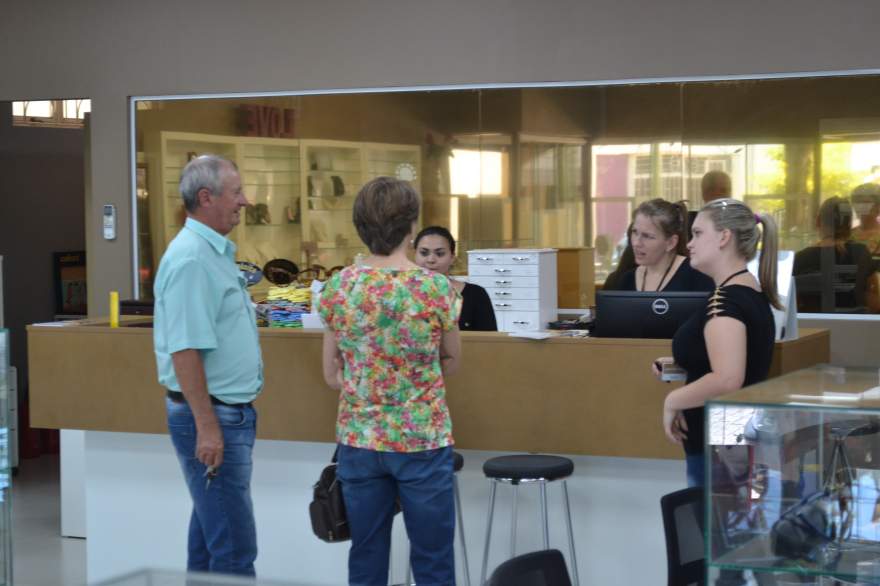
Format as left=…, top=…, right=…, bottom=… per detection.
left=353, top=176, right=420, bottom=255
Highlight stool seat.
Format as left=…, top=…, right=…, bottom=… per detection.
left=453, top=451, right=464, bottom=472
left=483, top=455, right=573, bottom=481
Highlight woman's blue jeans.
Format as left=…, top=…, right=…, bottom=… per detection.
left=337, top=444, right=455, bottom=586
left=166, top=397, right=258, bottom=576
left=686, top=452, right=706, bottom=488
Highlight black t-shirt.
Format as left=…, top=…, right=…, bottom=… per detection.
left=616, top=258, right=715, bottom=293
left=459, top=282, right=497, bottom=331
left=671, top=285, right=775, bottom=455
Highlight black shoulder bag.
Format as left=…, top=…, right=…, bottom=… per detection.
left=770, top=420, right=879, bottom=563
left=309, top=447, right=350, bottom=542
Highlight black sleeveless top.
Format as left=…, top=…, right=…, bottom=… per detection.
left=671, top=285, right=775, bottom=455
left=616, top=258, right=715, bottom=293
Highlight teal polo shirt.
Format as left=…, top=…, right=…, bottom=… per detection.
left=153, top=218, right=263, bottom=404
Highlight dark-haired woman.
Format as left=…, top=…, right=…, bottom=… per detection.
left=794, top=196, right=873, bottom=312
left=319, top=177, right=461, bottom=586
left=615, top=198, right=714, bottom=293
left=414, top=225, right=498, bottom=331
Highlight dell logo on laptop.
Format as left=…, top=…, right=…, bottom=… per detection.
left=651, top=298, right=670, bottom=315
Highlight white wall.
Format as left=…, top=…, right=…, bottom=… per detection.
left=799, top=316, right=880, bottom=367
left=2, top=0, right=880, bottom=313
left=86, top=432, right=684, bottom=584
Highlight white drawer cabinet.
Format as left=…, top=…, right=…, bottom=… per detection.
left=466, top=248, right=557, bottom=332
left=468, top=276, right=539, bottom=289
left=470, top=264, right=539, bottom=277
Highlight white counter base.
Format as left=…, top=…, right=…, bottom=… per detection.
left=60, top=430, right=86, bottom=538
left=84, top=431, right=684, bottom=584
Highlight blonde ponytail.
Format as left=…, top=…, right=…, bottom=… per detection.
left=757, top=213, right=782, bottom=310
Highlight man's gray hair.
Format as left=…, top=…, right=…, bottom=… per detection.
left=179, top=155, right=237, bottom=213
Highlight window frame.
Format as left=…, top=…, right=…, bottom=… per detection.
left=12, top=99, right=90, bottom=128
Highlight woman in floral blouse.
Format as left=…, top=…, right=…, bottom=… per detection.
left=319, top=176, right=461, bottom=586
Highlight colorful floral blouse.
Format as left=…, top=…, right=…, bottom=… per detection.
left=318, top=266, right=462, bottom=452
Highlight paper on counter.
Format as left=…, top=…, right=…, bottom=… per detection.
left=508, top=331, right=557, bottom=340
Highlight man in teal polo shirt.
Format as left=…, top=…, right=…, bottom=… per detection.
left=153, top=154, right=262, bottom=576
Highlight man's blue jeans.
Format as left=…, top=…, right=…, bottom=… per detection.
left=166, top=397, right=258, bottom=576
left=337, top=444, right=455, bottom=586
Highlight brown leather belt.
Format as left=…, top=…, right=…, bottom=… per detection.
left=165, top=389, right=251, bottom=408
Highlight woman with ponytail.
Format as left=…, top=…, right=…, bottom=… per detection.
left=652, top=198, right=780, bottom=487
left=610, top=198, right=714, bottom=292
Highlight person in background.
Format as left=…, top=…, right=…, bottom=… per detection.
left=851, top=183, right=880, bottom=255
left=153, top=155, right=261, bottom=576
left=654, top=198, right=780, bottom=487
left=701, top=170, right=732, bottom=204
left=687, top=170, right=733, bottom=234
left=614, top=198, right=714, bottom=292
left=319, top=177, right=462, bottom=586
left=602, top=224, right=636, bottom=291
left=793, top=196, right=873, bottom=312
left=414, top=225, right=498, bottom=331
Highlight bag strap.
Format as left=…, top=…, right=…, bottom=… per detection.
left=331, top=444, right=340, bottom=464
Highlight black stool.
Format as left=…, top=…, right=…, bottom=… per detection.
left=399, top=451, right=470, bottom=586
left=479, top=454, right=579, bottom=586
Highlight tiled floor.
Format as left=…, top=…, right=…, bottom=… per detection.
left=12, top=455, right=86, bottom=586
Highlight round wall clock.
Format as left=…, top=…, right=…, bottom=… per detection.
left=395, top=162, right=418, bottom=182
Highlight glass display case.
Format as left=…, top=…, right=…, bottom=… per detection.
left=707, top=365, right=880, bottom=585
left=0, top=330, right=11, bottom=586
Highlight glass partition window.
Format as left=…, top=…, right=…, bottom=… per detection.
left=590, top=140, right=820, bottom=286
left=518, top=137, right=585, bottom=251
left=134, top=77, right=880, bottom=314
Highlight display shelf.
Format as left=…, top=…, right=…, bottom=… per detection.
left=300, top=140, right=420, bottom=268
left=146, top=132, right=420, bottom=273
left=706, top=365, right=880, bottom=584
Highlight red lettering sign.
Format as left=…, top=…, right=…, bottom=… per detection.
left=241, top=106, right=296, bottom=138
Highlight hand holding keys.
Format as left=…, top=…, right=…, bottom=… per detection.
left=204, top=465, right=218, bottom=489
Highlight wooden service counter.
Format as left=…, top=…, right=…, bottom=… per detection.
left=27, top=321, right=829, bottom=460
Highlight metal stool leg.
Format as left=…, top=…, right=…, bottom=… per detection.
left=480, top=480, right=498, bottom=586
left=561, top=480, right=579, bottom=586
left=454, top=474, right=471, bottom=586
left=539, top=480, right=550, bottom=550
left=510, top=483, right=518, bottom=559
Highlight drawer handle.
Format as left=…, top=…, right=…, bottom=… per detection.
left=494, top=291, right=511, bottom=296
left=495, top=280, right=512, bottom=285
left=512, top=320, right=530, bottom=325
left=512, top=256, right=530, bottom=261
left=494, top=268, right=511, bottom=273
left=494, top=303, right=512, bottom=308
left=475, top=256, right=493, bottom=261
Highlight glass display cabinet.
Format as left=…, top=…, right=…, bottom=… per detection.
left=0, top=330, right=11, bottom=586
left=707, top=365, right=880, bottom=585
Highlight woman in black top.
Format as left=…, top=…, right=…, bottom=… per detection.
left=602, top=224, right=636, bottom=291
left=414, top=226, right=498, bottom=331
left=793, top=196, right=874, bottom=311
left=609, top=199, right=714, bottom=293
left=653, top=198, right=781, bottom=487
